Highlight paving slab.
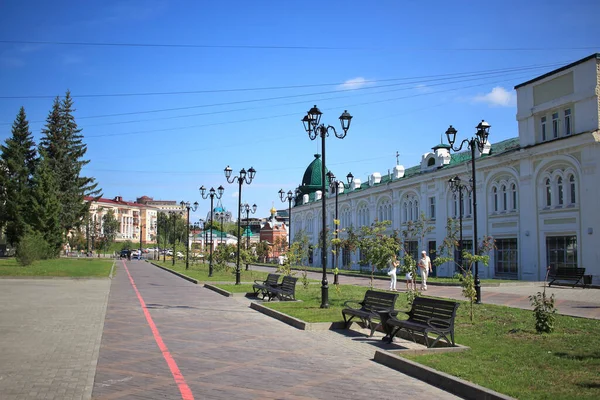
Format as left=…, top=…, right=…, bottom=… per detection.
left=92, top=260, right=460, bottom=399
left=0, top=278, right=111, bottom=400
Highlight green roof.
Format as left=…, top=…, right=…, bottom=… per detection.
left=298, top=154, right=331, bottom=196
left=297, top=137, right=521, bottom=202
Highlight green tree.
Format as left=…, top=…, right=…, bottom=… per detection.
left=255, top=241, right=270, bottom=263
left=433, top=220, right=495, bottom=322
left=38, top=93, right=101, bottom=238
left=339, top=225, right=359, bottom=269
left=357, top=220, right=400, bottom=288
left=0, top=107, right=37, bottom=247
left=100, top=209, right=119, bottom=255
left=28, top=153, right=62, bottom=256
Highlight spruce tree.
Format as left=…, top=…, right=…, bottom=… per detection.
left=39, top=91, right=101, bottom=237
left=0, top=107, right=37, bottom=246
left=28, top=151, right=62, bottom=256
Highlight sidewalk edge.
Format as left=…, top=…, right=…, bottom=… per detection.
left=150, top=263, right=199, bottom=284
left=373, top=350, right=515, bottom=400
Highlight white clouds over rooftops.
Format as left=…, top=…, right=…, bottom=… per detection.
left=337, top=77, right=369, bottom=90
left=472, top=86, right=516, bottom=107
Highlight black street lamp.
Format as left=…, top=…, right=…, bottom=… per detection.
left=241, top=202, right=257, bottom=270
left=225, top=165, right=256, bottom=285
left=216, top=211, right=225, bottom=245
left=171, top=211, right=181, bottom=267
left=326, top=171, right=354, bottom=285
left=278, top=189, right=296, bottom=249
left=446, top=120, right=491, bottom=304
left=448, top=176, right=473, bottom=276
left=200, top=186, right=225, bottom=277
left=301, top=105, right=352, bottom=308
left=180, top=200, right=199, bottom=270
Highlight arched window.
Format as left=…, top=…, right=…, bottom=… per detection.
left=511, top=183, right=517, bottom=210
left=408, top=201, right=413, bottom=221
left=467, top=192, right=472, bottom=216
left=569, top=175, right=576, bottom=204
left=427, top=157, right=435, bottom=167
left=501, top=185, right=507, bottom=211
left=493, top=187, right=498, bottom=212
left=414, top=200, right=419, bottom=220
left=545, top=178, right=552, bottom=207
left=403, top=203, right=408, bottom=222
left=453, top=194, right=458, bottom=218
left=557, top=177, right=564, bottom=206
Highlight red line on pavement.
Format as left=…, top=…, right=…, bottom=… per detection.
left=122, top=260, right=194, bottom=400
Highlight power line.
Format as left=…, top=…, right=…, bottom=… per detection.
left=0, top=61, right=567, bottom=101
left=1, top=61, right=566, bottom=128
left=1, top=39, right=597, bottom=52
left=85, top=72, right=533, bottom=139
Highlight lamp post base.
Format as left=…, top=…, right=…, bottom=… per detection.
left=475, top=276, right=482, bottom=304
left=235, top=268, right=241, bottom=285
left=320, top=281, right=329, bottom=308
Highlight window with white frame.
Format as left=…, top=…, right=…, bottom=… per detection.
left=541, top=116, right=547, bottom=141
left=540, top=170, right=578, bottom=209
left=501, top=185, right=507, bottom=212
left=429, top=196, right=436, bottom=220
left=552, top=112, right=559, bottom=138
left=493, top=187, right=498, bottom=212
left=511, top=183, right=518, bottom=210
left=402, top=193, right=420, bottom=222
left=539, top=106, right=574, bottom=143
left=378, top=198, right=392, bottom=223
left=557, top=177, right=564, bottom=206
left=357, top=203, right=369, bottom=227
left=545, top=178, right=552, bottom=207
left=569, top=175, right=576, bottom=205
left=340, top=207, right=351, bottom=229
left=564, top=108, right=572, bottom=136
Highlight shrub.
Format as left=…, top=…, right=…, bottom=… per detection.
left=529, top=267, right=557, bottom=333
left=16, top=231, right=51, bottom=266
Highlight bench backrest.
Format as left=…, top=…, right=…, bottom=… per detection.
left=408, top=297, right=459, bottom=325
left=362, top=290, right=398, bottom=312
left=551, top=267, right=585, bottom=278
left=280, top=276, right=298, bottom=293
left=264, top=273, right=281, bottom=286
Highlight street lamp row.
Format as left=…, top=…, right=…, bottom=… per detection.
left=445, top=120, right=491, bottom=304
left=225, top=166, right=256, bottom=285
left=326, top=171, right=353, bottom=285
left=200, top=185, right=224, bottom=277
left=302, top=105, right=353, bottom=309
left=180, top=200, right=198, bottom=270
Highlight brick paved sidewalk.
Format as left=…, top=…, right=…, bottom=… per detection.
left=92, top=260, right=459, bottom=399
left=0, top=278, right=111, bottom=400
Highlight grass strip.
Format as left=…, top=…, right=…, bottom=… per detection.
left=0, top=257, right=113, bottom=277
left=214, top=282, right=600, bottom=399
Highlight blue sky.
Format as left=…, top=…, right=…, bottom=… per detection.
left=1, top=0, right=598, bottom=223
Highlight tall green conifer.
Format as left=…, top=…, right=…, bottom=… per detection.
left=0, top=107, right=37, bottom=246
left=39, top=91, right=101, bottom=237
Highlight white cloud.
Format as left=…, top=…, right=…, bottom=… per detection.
left=414, top=84, right=432, bottom=93
left=338, top=77, right=369, bottom=90
left=472, top=86, right=516, bottom=107
left=231, top=191, right=239, bottom=198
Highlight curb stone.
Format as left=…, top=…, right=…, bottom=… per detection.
left=150, top=262, right=199, bottom=284
left=373, top=350, right=515, bottom=400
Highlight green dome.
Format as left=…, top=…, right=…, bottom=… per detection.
left=299, top=154, right=330, bottom=195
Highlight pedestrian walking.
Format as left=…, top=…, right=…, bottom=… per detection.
left=418, top=250, right=432, bottom=290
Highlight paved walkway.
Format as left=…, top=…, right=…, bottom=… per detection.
left=0, top=278, right=111, bottom=400
left=248, top=265, right=600, bottom=320
left=92, top=260, right=459, bottom=399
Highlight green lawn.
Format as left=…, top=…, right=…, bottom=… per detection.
left=251, top=263, right=516, bottom=284
left=153, top=260, right=275, bottom=284
left=0, top=257, right=114, bottom=277
left=213, top=282, right=600, bottom=399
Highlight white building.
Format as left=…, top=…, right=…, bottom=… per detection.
left=291, top=54, right=600, bottom=284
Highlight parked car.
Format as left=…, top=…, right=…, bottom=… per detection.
left=119, top=249, right=129, bottom=258
left=176, top=251, right=184, bottom=259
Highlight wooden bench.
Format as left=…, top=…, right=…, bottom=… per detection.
left=264, top=275, right=298, bottom=301
left=383, top=297, right=459, bottom=348
left=341, top=290, right=398, bottom=337
left=252, top=273, right=281, bottom=299
left=548, top=267, right=586, bottom=288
